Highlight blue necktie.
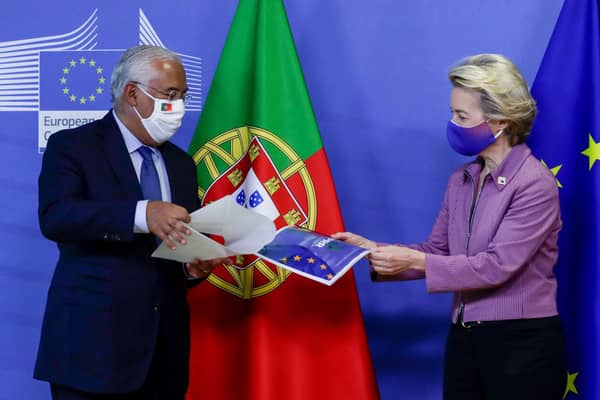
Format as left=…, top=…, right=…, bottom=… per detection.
left=138, top=146, right=162, bottom=201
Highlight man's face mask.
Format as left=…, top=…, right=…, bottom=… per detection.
left=133, top=84, right=185, bottom=145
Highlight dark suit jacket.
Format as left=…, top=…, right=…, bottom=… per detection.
left=34, top=111, right=200, bottom=394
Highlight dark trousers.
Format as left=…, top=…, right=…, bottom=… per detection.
left=443, top=316, right=567, bottom=400
left=50, top=319, right=187, bottom=400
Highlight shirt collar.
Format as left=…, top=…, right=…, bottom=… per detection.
left=112, top=109, right=151, bottom=155
left=463, top=143, right=531, bottom=190
left=489, top=143, right=531, bottom=190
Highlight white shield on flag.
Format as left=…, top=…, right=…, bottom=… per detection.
left=231, top=169, right=280, bottom=221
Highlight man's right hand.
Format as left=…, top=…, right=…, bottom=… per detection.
left=146, top=201, right=192, bottom=250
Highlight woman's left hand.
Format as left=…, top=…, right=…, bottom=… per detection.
left=369, top=245, right=426, bottom=275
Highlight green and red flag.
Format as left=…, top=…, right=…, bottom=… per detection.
left=186, top=0, right=379, bottom=398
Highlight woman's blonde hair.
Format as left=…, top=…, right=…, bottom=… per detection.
left=448, top=54, right=536, bottom=145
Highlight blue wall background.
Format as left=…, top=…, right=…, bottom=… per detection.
left=0, top=1, right=563, bottom=399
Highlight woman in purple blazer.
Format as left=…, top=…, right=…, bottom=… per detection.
left=335, top=54, right=567, bottom=400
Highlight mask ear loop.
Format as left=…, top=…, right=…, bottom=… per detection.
left=484, top=119, right=504, bottom=139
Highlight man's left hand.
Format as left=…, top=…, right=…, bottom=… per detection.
left=185, top=257, right=229, bottom=279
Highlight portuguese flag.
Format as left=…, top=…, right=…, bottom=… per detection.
left=186, top=0, right=379, bottom=398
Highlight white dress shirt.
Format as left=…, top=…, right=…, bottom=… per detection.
left=112, top=110, right=172, bottom=233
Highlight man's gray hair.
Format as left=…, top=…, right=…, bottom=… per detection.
left=110, top=45, right=181, bottom=105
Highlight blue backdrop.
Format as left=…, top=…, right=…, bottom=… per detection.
left=0, top=1, right=564, bottom=399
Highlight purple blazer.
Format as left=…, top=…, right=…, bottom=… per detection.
left=376, top=143, right=561, bottom=323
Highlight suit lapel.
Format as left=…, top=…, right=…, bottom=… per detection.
left=99, top=112, right=143, bottom=200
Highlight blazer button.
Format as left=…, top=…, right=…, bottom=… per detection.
left=103, top=233, right=109, bottom=239
left=153, top=304, right=159, bottom=311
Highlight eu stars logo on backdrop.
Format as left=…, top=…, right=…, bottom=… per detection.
left=38, top=50, right=121, bottom=151
left=0, top=8, right=203, bottom=152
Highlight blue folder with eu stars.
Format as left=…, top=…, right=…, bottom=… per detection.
left=257, top=227, right=370, bottom=286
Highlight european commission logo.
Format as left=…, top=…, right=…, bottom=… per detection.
left=0, top=8, right=203, bottom=152
left=38, top=50, right=120, bottom=151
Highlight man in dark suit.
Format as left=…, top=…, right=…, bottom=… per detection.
left=34, top=45, right=223, bottom=399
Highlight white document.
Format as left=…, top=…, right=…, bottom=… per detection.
left=151, top=195, right=277, bottom=263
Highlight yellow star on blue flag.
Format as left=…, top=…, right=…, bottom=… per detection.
left=541, top=159, right=563, bottom=188
left=563, top=371, right=579, bottom=399
left=581, top=133, right=600, bottom=170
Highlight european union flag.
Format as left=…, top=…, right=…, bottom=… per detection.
left=528, top=0, right=600, bottom=398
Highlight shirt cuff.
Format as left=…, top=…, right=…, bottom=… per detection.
left=134, top=200, right=149, bottom=233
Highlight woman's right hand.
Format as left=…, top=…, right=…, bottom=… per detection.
left=331, top=231, right=377, bottom=250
